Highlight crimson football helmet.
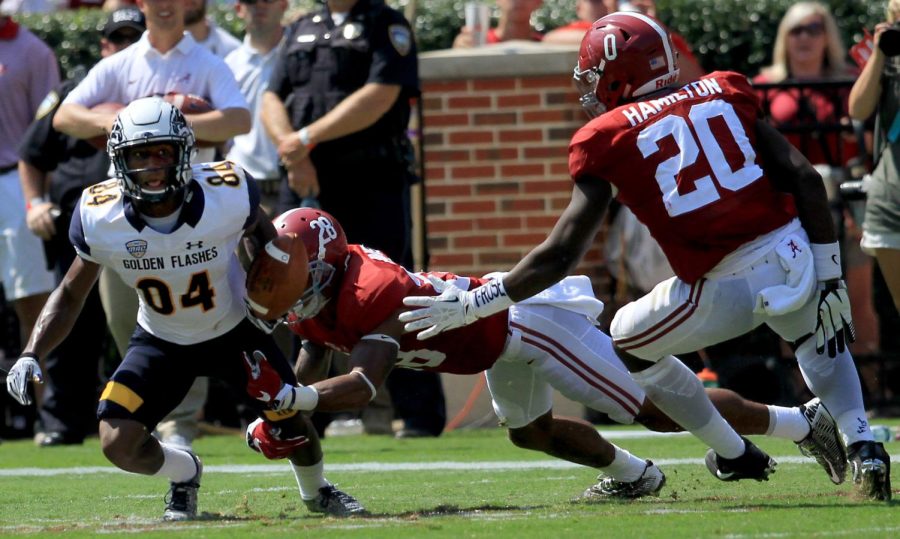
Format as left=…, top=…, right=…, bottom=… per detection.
left=573, top=12, right=680, bottom=118
left=272, top=207, right=348, bottom=321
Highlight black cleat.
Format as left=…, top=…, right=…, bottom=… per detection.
left=582, top=460, right=666, bottom=500
left=797, top=398, right=848, bottom=484
left=705, top=437, right=776, bottom=482
left=163, top=453, right=202, bottom=521
left=848, top=440, right=892, bottom=501
left=304, top=484, right=367, bottom=516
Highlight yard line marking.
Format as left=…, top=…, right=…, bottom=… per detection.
left=3, top=455, right=897, bottom=477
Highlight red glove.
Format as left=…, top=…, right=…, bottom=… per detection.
left=245, top=418, right=309, bottom=459
left=243, top=350, right=285, bottom=405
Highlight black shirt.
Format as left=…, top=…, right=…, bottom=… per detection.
left=268, top=0, right=419, bottom=155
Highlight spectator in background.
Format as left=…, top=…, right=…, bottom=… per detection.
left=541, top=0, right=606, bottom=45
left=262, top=0, right=447, bottom=438
left=453, top=0, right=544, bottom=48
left=753, top=1, right=858, bottom=168
left=17, top=6, right=145, bottom=447
left=225, top=0, right=286, bottom=217
left=849, top=0, right=900, bottom=315
left=754, top=2, right=880, bottom=360
left=0, top=0, right=59, bottom=405
left=185, top=0, right=240, bottom=58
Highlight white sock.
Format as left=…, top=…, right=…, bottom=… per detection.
left=765, top=405, right=810, bottom=442
left=836, top=409, right=874, bottom=446
left=600, top=446, right=647, bottom=482
left=632, top=355, right=745, bottom=459
left=292, top=460, right=329, bottom=500
left=153, top=443, right=198, bottom=483
left=795, top=339, right=869, bottom=445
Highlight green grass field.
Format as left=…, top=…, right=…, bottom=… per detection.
left=0, top=425, right=897, bottom=537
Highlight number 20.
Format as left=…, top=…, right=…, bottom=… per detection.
left=636, top=100, right=763, bottom=217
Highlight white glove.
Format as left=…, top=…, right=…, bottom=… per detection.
left=6, top=354, right=43, bottom=406
left=814, top=280, right=856, bottom=358
left=400, top=275, right=513, bottom=340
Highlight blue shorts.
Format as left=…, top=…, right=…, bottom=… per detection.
left=98, top=318, right=297, bottom=430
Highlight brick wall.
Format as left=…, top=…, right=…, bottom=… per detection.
left=418, top=44, right=610, bottom=294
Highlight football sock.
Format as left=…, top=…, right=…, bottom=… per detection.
left=601, top=446, right=647, bottom=482
left=154, top=443, right=199, bottom=483
left=632, top=355, right=745, bottom=459
left=292, top=460, right=330, bottom=500
left=794, top=339, right=872, bottom=445
left=766, top=405, right=810, bottom=442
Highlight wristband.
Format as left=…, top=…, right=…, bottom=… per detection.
left=468, top=276, right=514, bottom=319
left=297, top=127, right=316, bottom=150
left=810, top=242, right=842, bottom=281
left=26, top=196, right=45, bottom=211
left=279, top=384, right=319, bottom=411
left=20, top=351, right=39, bottom=361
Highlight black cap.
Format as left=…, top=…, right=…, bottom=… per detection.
left=103, top=7, right=146, bottom=38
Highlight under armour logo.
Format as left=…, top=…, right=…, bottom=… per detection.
left=186, top=241, right=204, bottom=250
left=788, top=240, right=802, bottom=259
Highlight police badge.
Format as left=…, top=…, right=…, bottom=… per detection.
left=388, top=24, right=411, bottom=56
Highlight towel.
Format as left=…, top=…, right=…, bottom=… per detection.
left=482, top=272, right=605, bottom=321
left=753, top=233, right=817, bottom=316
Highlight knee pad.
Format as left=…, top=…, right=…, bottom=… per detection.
left=246, top=418, right=310, bottom=460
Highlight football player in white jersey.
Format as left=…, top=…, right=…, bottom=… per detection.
left=4, top=97, right=364, bottom=521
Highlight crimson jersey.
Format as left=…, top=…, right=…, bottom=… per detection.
left=569, top=71, right=797, bottom=283
left=288, top=245, right=509, bottom=375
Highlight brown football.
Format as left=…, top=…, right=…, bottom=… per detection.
left=87, top=102, right=125, bottom=150
left=246, top=233, right=310, bottom=321
left=163, top=93, right=216, bottom=147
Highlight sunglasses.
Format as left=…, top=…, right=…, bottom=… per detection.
left=788, top=22, right=825, bottom=37
left=107, top=29, right=142, bottom=45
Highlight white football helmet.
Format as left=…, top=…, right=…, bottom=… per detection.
left=107, top=96, right=195, bottom=203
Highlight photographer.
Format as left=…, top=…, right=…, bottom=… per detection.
left=849, top=0, right=900, bottom=314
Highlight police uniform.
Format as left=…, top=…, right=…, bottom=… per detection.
left=69, top=164, right=295, bottom=429
left=269, top=0, right=445, bottom=436
left=16, top=79, right=108, bottom=443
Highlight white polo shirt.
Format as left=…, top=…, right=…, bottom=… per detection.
left=64, top=31, right=247, bottom=113
left=224, top=35, right=282, bottom=182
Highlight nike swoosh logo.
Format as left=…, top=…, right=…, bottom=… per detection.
left=831, top=254, right=839, bottom=265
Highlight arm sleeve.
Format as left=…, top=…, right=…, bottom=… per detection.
left=267, top=26, right=294, bottom=100
left=204, top=54, right=250, bottom=111
left=18, top=85, right=67, bottom=172
left=68, top=198, right=96, bottom=261
left=366, top=12, right=418, bottom=90
left=243, top=170, right=261, bottom=232
left=62, top=59, right=115, bottom=107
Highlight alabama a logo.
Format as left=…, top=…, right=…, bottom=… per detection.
left=126, top=239, right=148, bottom=259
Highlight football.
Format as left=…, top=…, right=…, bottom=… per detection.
left=246, top=233, right=310, bottom=321
left=162, top=93, right=216, bottom=147
left=87, top=102, right=125, bottom=150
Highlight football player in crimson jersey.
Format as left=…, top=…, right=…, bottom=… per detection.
left=4, top=98, right=364, bottom=520
left=243, top=207, right=849, bottom=500
left=399, top=12, right=890, bottom=501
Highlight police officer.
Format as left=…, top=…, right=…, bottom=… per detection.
left=261, top=0, right=446, bottom=437
left=17, top=7, right=146, bottom=446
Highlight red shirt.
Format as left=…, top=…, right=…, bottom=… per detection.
left=752, top=72, right=858, bottom=167
left=569, top=71, right=796, bottom=283
left=289, top=245, right=510, bottom=375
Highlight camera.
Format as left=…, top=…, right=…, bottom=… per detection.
left=879, top=23, right=900, bottom=56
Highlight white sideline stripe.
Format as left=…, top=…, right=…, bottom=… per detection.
left=3, top=454, right=897, bottom=477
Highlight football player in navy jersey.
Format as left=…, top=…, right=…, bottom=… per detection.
left=5, top=97, right=364, bottom=520
left=399, top=12, right=890, bottom=501
left=241, top=207, right=849, bottom=500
